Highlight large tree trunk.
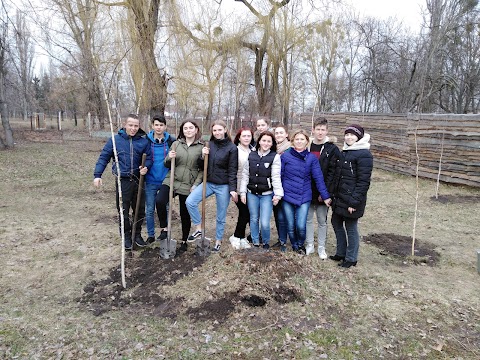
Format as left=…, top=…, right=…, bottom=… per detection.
left=0, top=91, right=14, bottom=148
left=129, top=0, right=167, bottom=115
left=0, top=28, right=14, bottom=148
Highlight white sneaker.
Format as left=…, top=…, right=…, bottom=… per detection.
left=239, top=238, right=251, bottom=249
left=318, top=246, right=327, bottom=260
left=229, top=235, right=241, bottom=249
left=305, top=244, right=314, bottom=255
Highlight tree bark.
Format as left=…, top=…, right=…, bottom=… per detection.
left=0, top=21, right=14, bottom=148
left=129, top=0, right=167, bottom=115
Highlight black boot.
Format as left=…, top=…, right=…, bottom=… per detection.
left=177, top=241, right=188, bottom=254
left=135, top=234, right=147, bottom=247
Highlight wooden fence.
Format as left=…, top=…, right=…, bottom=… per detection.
left=298, top=113, right=480, bottom=188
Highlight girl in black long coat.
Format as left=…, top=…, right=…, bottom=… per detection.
left=330, top=124, right=373, bottom=268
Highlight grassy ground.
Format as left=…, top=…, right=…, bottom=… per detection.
left=0, top=126, right=479, bottom=359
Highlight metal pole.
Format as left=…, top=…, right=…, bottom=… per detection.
left=477, top=250, right=480, bottom=274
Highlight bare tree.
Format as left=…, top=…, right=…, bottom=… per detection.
left=41, top=0, right=107, bottom=127
left=0, top=4, right=14, bottom=148
left=12, top=10, right=34, bottom=121
left=416, top=0, right=479, bottom=113
left=98, top=0, right=168, bottom=116
left=302, top=18, right=344, bottom=112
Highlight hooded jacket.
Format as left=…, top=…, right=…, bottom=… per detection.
left=281, top=148, right=330, bottom=206
left=94, top=128, right=152, bottom=179
left=198, top=135, right=238, bottom=192
left=331, top=133, right=373, bottom=218
left=163, top=138, right=204, bottom=196
left=145, top=130, right=175, bottom=185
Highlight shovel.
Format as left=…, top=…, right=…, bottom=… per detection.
left=160, top=143, right=177, bottom=259
left=130, top=154, right=147, bottom=251
left=196, top=141, right=211, bottom=257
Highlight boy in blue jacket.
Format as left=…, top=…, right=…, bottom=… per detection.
left=145, top=115, right=175, bottom=244
left=93, top=114, right=152, bottom=250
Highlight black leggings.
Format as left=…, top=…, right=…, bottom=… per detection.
left=234, top=199, right=250, bottom=238
left=155, top=185, right=190, bottom=242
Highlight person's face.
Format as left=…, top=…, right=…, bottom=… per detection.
left=344, top=133, right=359, bottom=146
left=293, top=133, right=308, bottom=151
left=256, top=119, right=268, bottom=132
left=152, top=120, right=166, bottom=136
left=274, top=127, right=287, bottom=143
left=259, top=135, right=273, bottom=152
left=313, top=125, right=328, bottom=142
left=239, top=130, right=252, bottom=147
left=125, top=117, right=140, bottom=137
left=183, top=122, right=198, bottom=139
left=212, top=124, right=226, bottom=139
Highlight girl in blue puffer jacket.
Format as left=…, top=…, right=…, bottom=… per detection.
left=281, top=129, right=331, bottom=254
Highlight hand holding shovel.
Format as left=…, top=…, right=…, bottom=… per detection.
left=196, top=141, right=211, bottom=257
left=131, top=153, right=147, bottom=250
left=160, top=143, right=177, bottom=259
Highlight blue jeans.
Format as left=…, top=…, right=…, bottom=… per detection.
left=247, top=192, right=273, bottom=245
left=186, top=182, right=230, bottom=241
left=282, top=200, right=310, bottom=250
left=145, top=182, right=162, bottom=237
left=331, top=212, right=360, bottom=262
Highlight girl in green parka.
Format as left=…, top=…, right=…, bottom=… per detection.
left=155, top=120, right=204, bottom=252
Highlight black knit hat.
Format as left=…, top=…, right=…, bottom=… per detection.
left=344, top=124, right=364, bottom=140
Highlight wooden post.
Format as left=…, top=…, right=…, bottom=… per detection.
left=57, top=111, right=62, bottom=131
left=88, top=112, right=92, bottom=137
left=30, top=115, right=33, bottom=130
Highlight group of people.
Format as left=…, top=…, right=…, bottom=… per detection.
left=93, top=113, right=373, bottom=267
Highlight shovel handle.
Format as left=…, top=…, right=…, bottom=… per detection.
left=167, top=142, right=177, bottom=242
left=132, top=153, right=147, bottom=243
left=201, top=141, right=209, bottom=241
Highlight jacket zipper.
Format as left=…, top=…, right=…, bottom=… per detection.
left=130, top=137, right=133, bottom=176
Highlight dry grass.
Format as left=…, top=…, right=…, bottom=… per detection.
left=0, top=126, right=479, bottom=359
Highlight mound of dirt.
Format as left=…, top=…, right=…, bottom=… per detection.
left=79, top=247, right=304, bottom=321
left=78, top=248, right=204, bottom=316
left=364, top=233, right=440, bottom=266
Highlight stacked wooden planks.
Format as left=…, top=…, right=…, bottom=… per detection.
left=295, top=112, right=480, bottom=187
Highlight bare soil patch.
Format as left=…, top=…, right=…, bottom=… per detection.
left=430, top=194, right=480, bottom=204
left=79, top=248, right=205, bottom=316
left=364, top=233, right=440, bottom=265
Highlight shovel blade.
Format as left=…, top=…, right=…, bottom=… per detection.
left=159, top=238, right=177, bottom=259
left=195, top=237, right=211, bottom=257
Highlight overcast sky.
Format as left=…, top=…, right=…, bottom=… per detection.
left=351, top=0, right=425, bottom=30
